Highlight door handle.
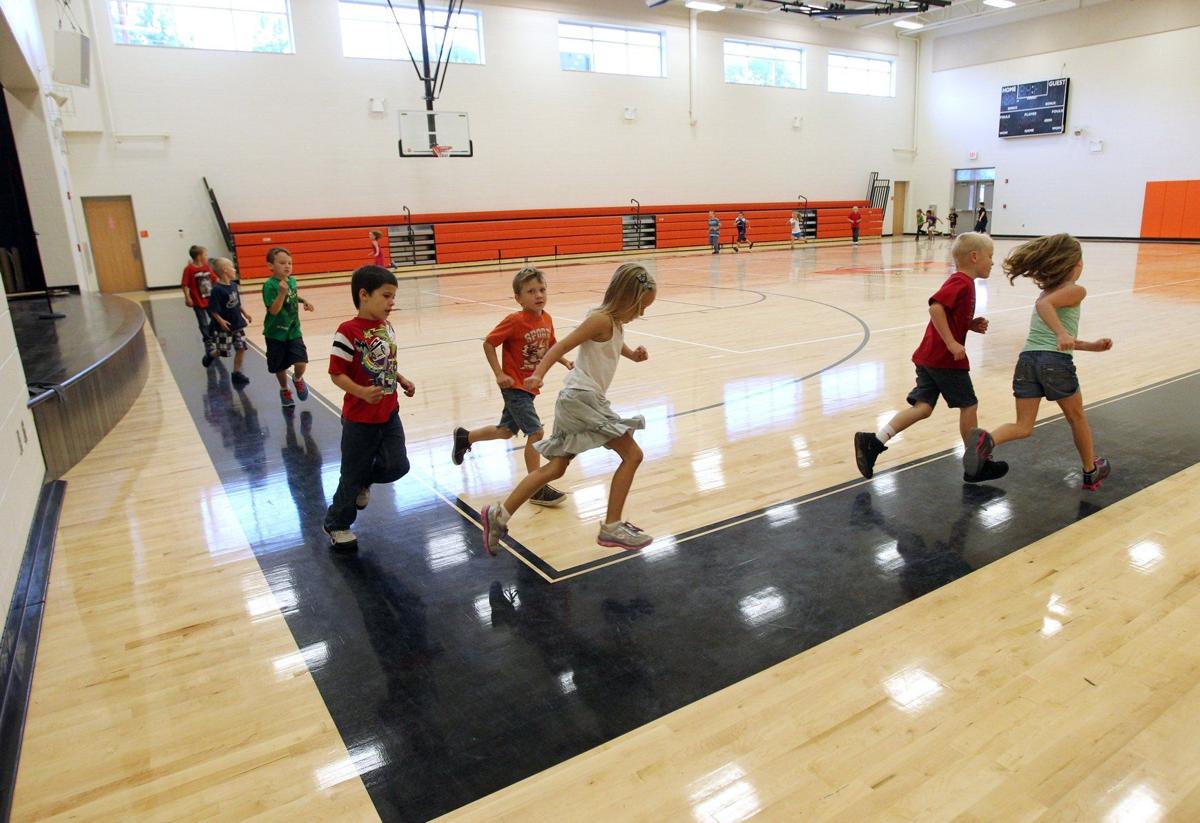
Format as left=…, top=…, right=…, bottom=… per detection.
left=131, top=242, right=141, bottom=261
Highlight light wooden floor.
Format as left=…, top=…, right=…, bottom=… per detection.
left=446, top=462, right=1200, bottom=822
left=12, top=238, right=1200, bottom=820
left=10, top=327, right=377, bottom=820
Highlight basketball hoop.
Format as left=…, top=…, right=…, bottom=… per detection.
left=431, top=144, right=454, bottom=158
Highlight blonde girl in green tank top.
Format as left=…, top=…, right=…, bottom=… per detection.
left=963, top=234, right=1115, bottom=491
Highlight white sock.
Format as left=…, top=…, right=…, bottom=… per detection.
left=497, top=505, right=511, bottom=523
left=876, top=424, right=896, bottom=445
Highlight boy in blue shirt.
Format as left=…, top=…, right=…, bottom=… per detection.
left=207, top=257, right=252, bottom=387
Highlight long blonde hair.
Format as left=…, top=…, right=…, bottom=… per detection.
left=1003, top=233, right=1081, bottom=290
left=598, top=263, right=656, bottom=322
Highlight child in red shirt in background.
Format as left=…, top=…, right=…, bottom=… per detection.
left=854, top=232, right=1008, bottom=483
left=451, top=267, right=574, bottom=507
left=180, top=244, right=217, bottom=366
left=849, top=206, right=862, bottom=244
left=322, top=265, right=416, bottom=551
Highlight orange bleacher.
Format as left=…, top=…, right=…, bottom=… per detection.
left=228, top=199, right=882, bottom=278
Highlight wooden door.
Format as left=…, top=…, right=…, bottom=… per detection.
left=83, top=196, right=146, bottom=293
left=892, top=181, right=908, bottom=236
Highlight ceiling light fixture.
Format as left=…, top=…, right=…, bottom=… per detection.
left=982, top=0, right=1016, bottom=8
left=685, top=0, right=725, bottom=10
left=894, top=19, right=924, bottom=29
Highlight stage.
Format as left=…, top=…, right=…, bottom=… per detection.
left=13, top=292, right=148, bottom=479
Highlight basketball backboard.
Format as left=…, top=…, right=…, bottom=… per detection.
left=398, top=110, right=473, bottom=157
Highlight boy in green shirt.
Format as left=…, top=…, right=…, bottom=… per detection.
left=262, top=247, right=315, bottom=407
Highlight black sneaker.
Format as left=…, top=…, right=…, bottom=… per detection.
left=962, top=427, right=995, bottom=479
left=529, top=485, right=567, bottom=508
left=202, top=352, right=215, bottom=367
left=1082, top=457, right=1110, bottom=490
left=964, top=459, right=1009, bottom=484
left=451, top=427, right=471, bottom=465
left=231, top=371, right=250, bottom=388
left=854, top=432, right=888, bottom=479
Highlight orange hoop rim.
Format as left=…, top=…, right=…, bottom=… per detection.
left=431, top=144, right=454, bottom=158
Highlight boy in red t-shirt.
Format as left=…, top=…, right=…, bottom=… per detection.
left=849, top=206, right=862, bottom=244
left=854, top=232, right=1008, bottom=483
left=451, top=267, right=574, bottom=507
left=180, top=244, right=217, bottom=365
left=322, top=265, right=416, bottom=551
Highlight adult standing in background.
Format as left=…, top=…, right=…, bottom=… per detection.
left=975, top=203, right=989, bottom=234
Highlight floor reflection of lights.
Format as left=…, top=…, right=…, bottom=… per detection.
left=424, top=529, right=471, bottom=571
left=314, top=741, right=388, bottom=790
left=572, top=482, right=609, bottom=521
left=738, top=586, right=787, bottom=628
left=243, top=568, right=299, bottom=622
left=688, top=762, right=762, bottom=823
left=1105, top=783, right=1163, bottom=823
left=1127, top=539, right=1163, bottom=574
left=873, top=539, right=902, bottom=573
left=692, top=449, right=726, bottom=493
left=883, top=667, right=944, bottom=713
left=273, top=641, right=330, bottom=678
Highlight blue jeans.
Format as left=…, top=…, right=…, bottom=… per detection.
left=324, top=411, right=410, bottom=530
left=193, top=306, right=214, bottom=352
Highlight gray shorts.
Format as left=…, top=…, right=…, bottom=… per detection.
left=498, top=388, right=542, bottom=436
left=906, top=365, right=977, bottom=409
left=1013, top=350, right=1079, bottom=401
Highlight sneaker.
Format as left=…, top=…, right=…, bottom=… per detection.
left=963, top=428, right=995, bottom=479
left=1082, top=457, right=1111, bottom=491
left=481, top=503, right=507, bottom=557
left=292, top=375, right=309, bottom=401
left=322, top=524, right=358, bottom=552
left=355, top=486, right=370, bottom=510
left=280, top=389, right=295, bottom=408
left=529, top=485, right=567, bottom=508
left=202, top=352, right=215, bottom=367
left=231, top=371, right=250, bottom=387
left=853, top=432, right=888, bottom=479
left=964, top=459, right=1009, bottom=484
left=451, top=427, right=471, bottom=465
left=597, top=521, right=653, bottom=551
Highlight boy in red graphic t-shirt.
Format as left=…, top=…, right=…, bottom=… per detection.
left=322, top=265, right=416, bottom=551
left=180, top=244, right=217, bottom=366
left=854, top=232, right=1008, bottom=483
left=450, top=267, right=574, bottom=507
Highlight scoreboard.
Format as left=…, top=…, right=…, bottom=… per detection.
left=998, top=78, right=1069, bottom=138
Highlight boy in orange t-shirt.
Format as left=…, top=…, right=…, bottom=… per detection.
left=452, top=268, right=574, bottom=507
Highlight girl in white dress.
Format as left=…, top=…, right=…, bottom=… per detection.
left=482, top=263, right=656, bottom=553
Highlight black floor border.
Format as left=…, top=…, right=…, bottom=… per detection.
left=0, top=480, right=66, bottom=822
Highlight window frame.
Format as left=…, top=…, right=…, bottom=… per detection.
left=826, top=50, right=897, bottom=98
left=722, top=37, right=806, bottom=90
left=558, top=20, right=666, bottom=78
left=337, top=1, right=485, bottom=65
left=106, top=0, right=296, bottom=55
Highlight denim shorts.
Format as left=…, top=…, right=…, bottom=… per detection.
left=498, top=388, right=543, bottom=436
left=906, top=365, right=977, bottom=409
left=1012, top=350, right=1079, bottom=401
